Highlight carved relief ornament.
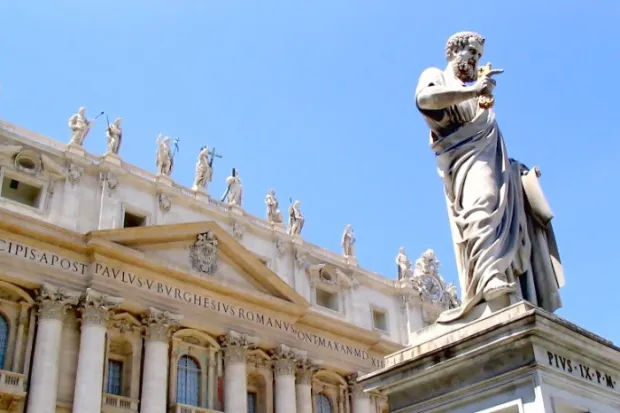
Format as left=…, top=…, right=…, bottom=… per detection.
left=158, top=193, right=172, bottom=213
left=189, top=231, right=218, bottom=275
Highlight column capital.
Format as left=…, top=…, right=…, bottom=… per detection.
left=347, top=373, right=366, bottom=398
left=142, top=307, right=182, bottom=342
left=296, top=359, right=321, bottom=385
left=78, top=288, right=124, bottom=326
left=36, top=284, right=80, bottom=321
left=218, top=330, right=258, bottom=364
left=271, top=344, right=306, bottom=377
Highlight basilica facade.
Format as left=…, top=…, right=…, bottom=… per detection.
left=0, top=118, right=457, bottom=413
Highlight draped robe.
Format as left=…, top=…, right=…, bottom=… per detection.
left=415, top=68, right=564, bottom=322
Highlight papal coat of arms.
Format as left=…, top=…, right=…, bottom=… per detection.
left=189, top=231, right=218, bottom=275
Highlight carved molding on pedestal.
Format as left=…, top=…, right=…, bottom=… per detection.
left=35, top=284, right=80, bottom=321
left=158, top=193, right=172, bottom=213
left=142, top=307, right=182, bottom=342
left=67, top=164, right=83, bottom=186
left=78, top=288, right=123, bottom=326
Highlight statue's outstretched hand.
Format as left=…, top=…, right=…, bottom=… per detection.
left=473, top=66, right=504, bottom=96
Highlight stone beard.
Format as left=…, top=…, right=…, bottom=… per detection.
left=415, top=31, right=564, bottom=322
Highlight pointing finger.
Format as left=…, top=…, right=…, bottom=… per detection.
left=485, top=68, right=505, bottom=77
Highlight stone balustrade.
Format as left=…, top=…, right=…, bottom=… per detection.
left=168, top=404, right=222, bottom=413
left=102, top=394, right=139, bottom=412
left=0, top=370, right=25, bottom=395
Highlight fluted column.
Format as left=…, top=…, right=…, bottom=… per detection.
left=272, top=345, right=304, bottom=413
left=26, top=285, right=79, bottom=413
left=72, top=289, right=123, bottom=413
left=140, top=308, right=182, bottom=413
left=219, top=330, right=258, bottom=413
left=296, top=360, right=319, bottom=413
left=348, top=375, right=370, bottom=413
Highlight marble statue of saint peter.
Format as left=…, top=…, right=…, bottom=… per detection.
left=415, top=31, right=564, bottom=322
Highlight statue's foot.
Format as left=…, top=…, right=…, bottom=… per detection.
left=482, top=278, right=515, bottom=302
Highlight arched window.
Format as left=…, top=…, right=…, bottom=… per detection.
left=0, top=315, right=8, bottom=369
left=316, top=393, right=332, bottom=413
left=176, top=355, right=200, bottom=406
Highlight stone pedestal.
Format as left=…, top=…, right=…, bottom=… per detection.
left=156, top=174, right=174, bottom=186
left=193, top=186, right=210, bottom=203
left=66, top=144, right=86, bottom=157
left=102, top=152, right=122, bottom=166
left=359, top=301, right=620, bottom=413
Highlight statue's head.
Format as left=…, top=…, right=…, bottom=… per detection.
left=78, top=107, right=86, bottom=115
left=294, top=200, right=301, bottom=209
left=114, top=117, right=122, bottom=126
left=345, top=224, right=352, bottom=232
left=268, top=188, right=276, bottom=196
left=445, top=31, right=485, bottom=82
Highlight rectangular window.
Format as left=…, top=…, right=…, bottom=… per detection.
left=123, top=211, right=146, bottom=228
left=247, top=392, right=257, bottom=413
left=0, top=175, right=43, bottom=208
left=106, top=359, right=123, bottom=395
left=372, top=308, right=388, bottom=332
left=315, top=288, right=339, bottom=311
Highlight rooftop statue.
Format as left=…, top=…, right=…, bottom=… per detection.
left=193, top=146, right=213, bottom=191
left=106, top=117, right=123, bottom=155
left=155, top=134, right=175, bottom=176
left=265, top=189, right=283, bottom=224
left=341, top=225, right=356, bottom=258
left=68, top=107, right=95, bottom=146
left=287, top=200, right=304, bottom=236
left=415, top=31, right=564, bottom=322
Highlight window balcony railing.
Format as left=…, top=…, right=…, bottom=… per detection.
left=102, top=393, right=139, bottom=412
left=0, top=370, right=25, bottom=395
left=169, top=403, right=223, bottom=413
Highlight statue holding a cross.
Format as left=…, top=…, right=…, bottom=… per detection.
left=192, top=146, right=222, bottom=193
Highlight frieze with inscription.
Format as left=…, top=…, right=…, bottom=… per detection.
left=0, top=239, right=87, bottom=275
left=0, top=237, right=385, bottom=369
left=93, top=262, right=384, bottom=368
left=546, top=350, right=617, bottom=391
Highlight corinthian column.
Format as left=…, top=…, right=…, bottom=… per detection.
left=26, top=284, right=80, bottom=413
left=72, top=289, right=123, bottom=413
left=296, top=359, right=320, bottom=413
left=219, top=331, right=258, bottom=413
left=140, top=308, right=182, bottom=413
left=348, top=375, right=370, bottom=413
left=272, top=345, right=305, bottom=413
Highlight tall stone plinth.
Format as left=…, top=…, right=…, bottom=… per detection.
left=359, top=301, right=620, bottom=413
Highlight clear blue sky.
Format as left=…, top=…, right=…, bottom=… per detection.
left=1, top=1, right=619, bottom=343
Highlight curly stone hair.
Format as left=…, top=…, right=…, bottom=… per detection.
left=445, top=31, right=485, bottom=61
